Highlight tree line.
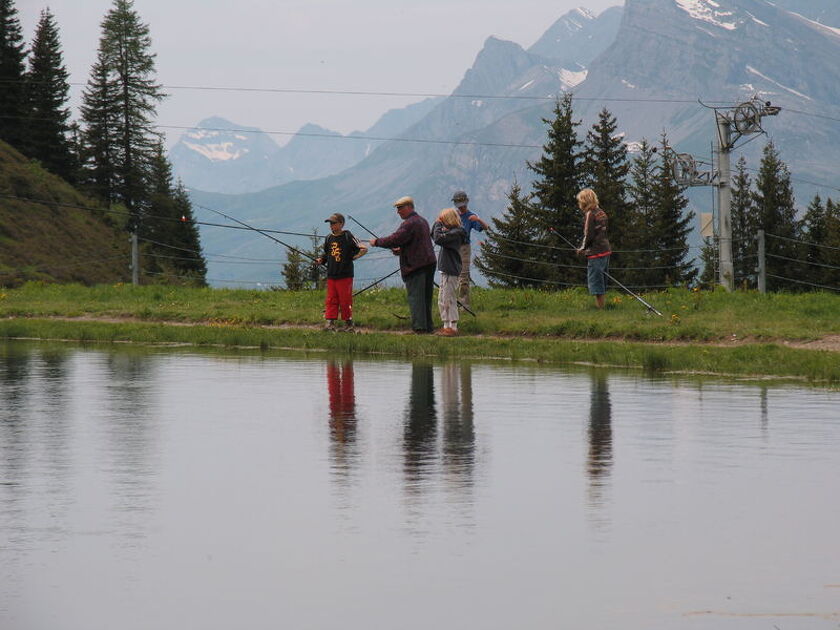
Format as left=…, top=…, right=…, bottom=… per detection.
left=699, top=149, right=840, bottom=291
left=0, top=0, right=206, bottom=285
left=478, top=95, right=839, bottom=293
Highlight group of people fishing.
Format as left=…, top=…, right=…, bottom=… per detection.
left=314, top=188, right=610, bottom=335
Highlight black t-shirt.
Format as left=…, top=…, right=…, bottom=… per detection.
left=323, top=231, right=361, bottom=279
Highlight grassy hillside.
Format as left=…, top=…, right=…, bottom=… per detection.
left=0, top=140, right=129, bottom=287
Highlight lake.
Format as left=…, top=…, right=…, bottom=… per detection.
left=1, top=342, right=839, bottom=630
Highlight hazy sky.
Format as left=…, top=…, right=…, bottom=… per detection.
left=17, top=0, right=621, bottom=146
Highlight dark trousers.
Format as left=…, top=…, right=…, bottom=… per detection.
left=404, top=264, right=436, bottom=332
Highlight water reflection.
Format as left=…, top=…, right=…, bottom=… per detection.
left=440, top=362, right=475, bottom=489
left=586, top=372, right=613, bottom=528
left=100, top=354, right=159, bottom=544
left=403, top=362, right=438, bottom=498
left=326, top=360, right=359, bottom=478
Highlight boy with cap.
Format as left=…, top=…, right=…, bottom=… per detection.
left=315, top=213, right=367, bottom=331
left=451, top=190, right=489, bottom=309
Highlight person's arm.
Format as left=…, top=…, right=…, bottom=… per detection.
left=577, top=211, right=593, bottom=254
left=374, top=219, right=414, bottom=249
left=315, top=236, right=328, bottom=265
left=352, top=234, right=367, bottom=259
left=468, top=213, right=489, bottom=232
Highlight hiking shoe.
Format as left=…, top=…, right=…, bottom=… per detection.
left=323, top=320, right=338, bottom=332
left=435, top=327, right=456, bottom=337
left=339, top=320, right=355, bottom=333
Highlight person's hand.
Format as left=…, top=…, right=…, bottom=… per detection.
left=392, top=247, right=401, bottom=255
left=315, top=257, right=323, bottom=265
left=575, top=248, right=584, bottom=256
left=369, top=238, right=377, bottom=247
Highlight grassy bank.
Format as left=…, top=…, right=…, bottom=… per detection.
left=1, top=283, right=838, bottom=384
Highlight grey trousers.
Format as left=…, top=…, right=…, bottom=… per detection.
left=404, top=264, right=436, bottom=332
left=458, top=242, right=471, bottom=308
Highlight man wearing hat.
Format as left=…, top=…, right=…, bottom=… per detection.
left=369, top=196, right=437, bottom=333
left=451, top=190, right=489, bottom=309
left=315, top=212, right=367, bottom=331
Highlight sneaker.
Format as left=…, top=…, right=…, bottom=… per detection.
left=339, top=320, right=355, bottom=333
left=436, top=327, right=457, bottom=337
left=323, top=320, right=338, bottom=332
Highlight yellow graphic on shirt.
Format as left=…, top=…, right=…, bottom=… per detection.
left=330, top=241, right=342, bottom=262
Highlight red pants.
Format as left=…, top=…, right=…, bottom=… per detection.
left=325, top=277, right=353, bottom=320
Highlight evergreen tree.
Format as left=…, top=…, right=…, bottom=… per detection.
left=698, top=237, right=717, bottom=287
left=170, top=182, right=207, bottom=284
left=650, top=134, right=696, bottom=286
left=623, top=139, right=658, bottom=287
left=144, top=142, right=206, bottom=285
left=580, top=107, right=629, bottom=245
left=25, top=8, right=75, bottom=181
left=0, top=0, right=28, bottom=149
left=476, top=183, right=548, bottom=288
left=730, top=157, right=756, bottom=288
left=801, top=195, right=826, bottom=288
left=526, top=94, right=584, bottom=287
left=822, top=198, right=840, bottom=290
left=79, top=59, right=118, bottom=204
left=80, top=0, right=165, bottom=228
left=752, top=141, right=801, bottom=291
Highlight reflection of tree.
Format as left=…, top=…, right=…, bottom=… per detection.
left=441, top=362, right=475, bottom=489
left=327, top=361, right=358, bottom=479
left=403, top=363, right=437, bottom=495
left=586, top=372, right=613, bottom=516
left=0, top=347, right=33, bottom=516
left=102, top=352, right=158, bottom=542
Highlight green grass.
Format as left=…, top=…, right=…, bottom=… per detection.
left=0, top=282, right=838, bottom=385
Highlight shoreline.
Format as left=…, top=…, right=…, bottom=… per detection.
left=2, top=315, right=838, bottom=386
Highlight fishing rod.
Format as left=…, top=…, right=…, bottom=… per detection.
left=348, top=214, right=477, bottom=317
left=353, top=268, right=401, bottom=297
left=198, top=204, right=318, bottom=263
left=549, top=227, right=663, bottom=317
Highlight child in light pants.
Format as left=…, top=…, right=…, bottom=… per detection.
left=431, top=208, right=466, bottom=336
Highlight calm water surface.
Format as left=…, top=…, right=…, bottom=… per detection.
left=1, top=342, right=839, bottom=630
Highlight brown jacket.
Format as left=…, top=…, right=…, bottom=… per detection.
left=579, top=207, right=611, bottom=258
left=375, top=211, right=437, bottom=278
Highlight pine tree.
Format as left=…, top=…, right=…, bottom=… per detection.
left=80, top=0, right=165, bottom=228
left=526, top=94, right=584, bottom=287
left=144, top=142, right=206, bottom=285
left=79, top=59, right=118, bottom=204
left=650, top=134, right=696, bottom=287
left=0, top=0, right=28, bottom=149
left=25, top=8, right=75, bottom=181
left=623, top=139, right=658, bottom=288
left=698, top=237, right=717, bottom=287
left=282, top=248, right=309, bottom=291
left=730, top=157, right=756, bottom=288
left=170, top=182, right=207, bottom=285
left=752, top=141, right=800, bottom=291
left=580, top=107, right=629, bottom=244
left=822, top=198, right=840, bottom=290
left=476, top=183, right=548, bottom=288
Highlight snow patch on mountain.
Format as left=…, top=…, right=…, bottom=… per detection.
left=788, top=11, right=840, bottom=38
left=182, top=136, right=249, bottom=162
left=746, top=65, right=811, bottom=100
left=675, top=0, right=738, bottom=30
left=559, top=68, right=588, bottom=87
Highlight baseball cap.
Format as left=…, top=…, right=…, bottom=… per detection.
left=324, top=212, right=345, bottom=224
left=452, top=190, right=468, bottom=205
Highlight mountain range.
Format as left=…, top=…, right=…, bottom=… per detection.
left=174, top=0, right=840, bottom=288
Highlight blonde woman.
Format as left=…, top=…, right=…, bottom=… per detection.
left=431, top=208, right=467, bottom=336
left=575, top=188, right=611, bottom=309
